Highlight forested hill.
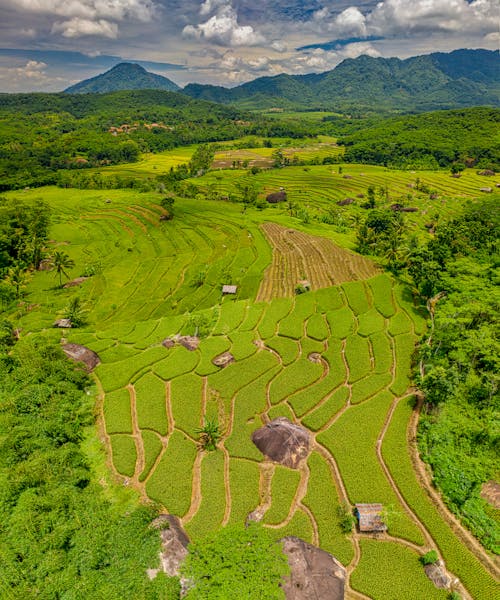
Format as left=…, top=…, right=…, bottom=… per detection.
left=65, top=62, right=180, bottom=94
left=0, top=89, right=311, bottom=191
left=183, top=49, right=500, bottom=112
left=340, top=107, right=500, bottom=169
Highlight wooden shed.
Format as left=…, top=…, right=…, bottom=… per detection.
left=355, top=503, right=387, bottom=532
left=222, top=284, right=238, bottom=295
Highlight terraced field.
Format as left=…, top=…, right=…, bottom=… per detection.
left=9, top=172, right=499, bottom=599
left=256, top=222, right=378, bottom=301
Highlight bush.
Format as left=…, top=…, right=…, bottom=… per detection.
left=420, top=550, right=439, bottom=565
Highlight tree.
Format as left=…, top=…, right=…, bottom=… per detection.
left=235, top=181, right=258, bottom=207
left=195, top=419, right=222, bottom=451
left=182, top=523, right=289, bottom=599
left=62, top=297, right=87, bottom=327
left=4, top=264, right=32, bottom=298
left=50, top=250, right=75, bottom=287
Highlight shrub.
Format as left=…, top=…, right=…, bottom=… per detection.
left=420, top=550, right=439, bottom=565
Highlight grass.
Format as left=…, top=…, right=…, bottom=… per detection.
left=371, top=331, right=394, bottom=374
left=268, top=358, right=324, bottom=405
left=383, top=396, right=499, bottom=599
left=306, top=313, right=330, bottom=341
left=134, top=372, right=168, bottom=435
left=342, top=281, right=371, bottom=315
left=390, top=333, right=416, bottom=395
left=317, top=391, right=424, bottom=544
left=228, top=330, right=257, bottom=360
left=357, top=308, right=385, bottom=337
left=103, top=388, right=132, bottom=434
left=145, top=430, right=197, bottom=516
left=139, top=430, right=163, bottom=482
left=344, top=335, right=371, bottom=383
left=351, top=539, right=447, bottom=600
left=195, top=336, right=232, bottom=376
left=266, top=508, right=313, bottom=544
left=326, top=307, right=355, bottom=339
left=301, top=387, right=349, bottom=431
left=153, top=346, right=200, bottom=380
left=228, top=459, right=261, bottom=524
left=185, top=451, right=226, bottom=539
left=97, top=346, right=166, bottom=392
left=10, top=157, right=493, bottom=595
left=110, top=434, right=137, bottom=477
left=225, top=368, right=278, bottom=460
left=351, top=373, right=392, bottom=404
left=367, top=274, right=396, bottom=318
left=302, top=452, right=354, bottom=565
left=170, top=373, right=203, bottom=437
left=264, top=467, right=301, bottom=525
left=265, top=336, right=299, bottom=365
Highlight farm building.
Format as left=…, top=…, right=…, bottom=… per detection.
left=222, top=284, right=238, bottom=294
left=355, top=503, right=387, bottom=532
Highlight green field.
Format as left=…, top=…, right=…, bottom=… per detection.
left=5, top=149, right=498, bottom=599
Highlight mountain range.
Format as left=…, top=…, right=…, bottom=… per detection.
left=64, top=49, right=499, bottom=113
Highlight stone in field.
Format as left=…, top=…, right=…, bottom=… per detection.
left=280, top=536, right=346, bottom=600
left=252, top=417, right=310, bottom=468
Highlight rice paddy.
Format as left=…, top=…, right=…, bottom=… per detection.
left=7, top=142, right=499, bottom=599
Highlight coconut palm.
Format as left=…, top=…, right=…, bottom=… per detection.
left=195, top=419, right=222, bottom=451
left=50, top=250, right=74, bottom=287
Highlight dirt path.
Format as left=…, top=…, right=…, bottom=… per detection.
left=127, top=384, right=145, bottom=487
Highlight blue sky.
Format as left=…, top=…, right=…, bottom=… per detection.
left=0, top=0, right=498, bottom=91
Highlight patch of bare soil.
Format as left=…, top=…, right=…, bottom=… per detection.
left=256, top=223, right=379, bottom=301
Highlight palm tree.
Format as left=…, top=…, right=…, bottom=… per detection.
left=195, top=419, right=222, bottom=451
left=50, top=250, right=74, bottom=287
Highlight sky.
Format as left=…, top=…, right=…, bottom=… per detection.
left=0, top=0, right=498, bottom=92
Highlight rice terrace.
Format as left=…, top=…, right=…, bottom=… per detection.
left=0, top=64, right=499, bottom=598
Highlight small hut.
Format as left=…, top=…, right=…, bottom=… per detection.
left=222, top=284, right=238, bottom=295
left=266, top=190, right=287, bottom=204
left=480, top=187, right=493, bottom=193
left=355, top=503, right=387, bottom=532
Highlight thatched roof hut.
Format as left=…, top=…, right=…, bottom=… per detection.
left=252, top=417, right=310, bottom=469
left=280, top=537, right=346, bottom=600
left=478, top=169, right=495, bottom=176
left=212, top=351, right=235, bottom=368
left=355, top=503, right=387, bottom=532
left=266, top=191, right=287, bottom=204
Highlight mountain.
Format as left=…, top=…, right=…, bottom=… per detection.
left=64, top=62, right=180, bottom=94
left=183, top=49, right=500, bottom=112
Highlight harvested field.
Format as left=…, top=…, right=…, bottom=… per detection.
left=256, top=223, right=378, bottom=302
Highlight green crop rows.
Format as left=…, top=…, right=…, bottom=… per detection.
left=13, top=166, right=497, bottom=597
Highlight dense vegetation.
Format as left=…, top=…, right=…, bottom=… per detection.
left=0, top=90, right=312, bottom=191
left=0, top=335, right=181, bottom=598
left=341, top=107, right=500, bottom=169
left=415, top=199, right=499, bottom=553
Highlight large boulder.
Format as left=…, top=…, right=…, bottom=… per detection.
left=150, top=515, right=190, bottom=578
left=281, top=537, right=346, bottom=600
left=252, top=417, right=310, bottom=469
left=62, top=343, right=101, bottom=371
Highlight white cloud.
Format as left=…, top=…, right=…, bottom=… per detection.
left=51, top=18, right=118, bottom=38
left=271, top=40, right=288, bottom=53
left=310, top=0, right=498, bottom=39
left=5, top=0, right=157, bottom=40
left=183, top=1, right=265, bottom=47
left=0, top=59, right=56, bottom=90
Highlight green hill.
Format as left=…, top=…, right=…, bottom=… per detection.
left=65, top=62, right=180, bottom=94
left=183, top=49, right=500, bottom=112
